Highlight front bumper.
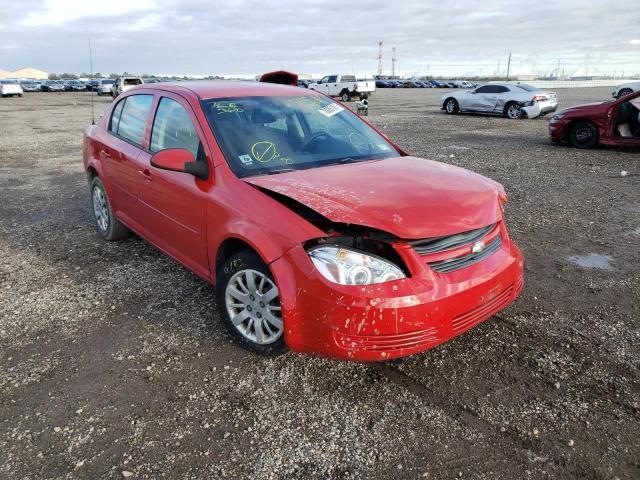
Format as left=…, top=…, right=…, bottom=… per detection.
left=271, top=234, right=524, bottom=361
left=548, top=116, right=569, bottom=140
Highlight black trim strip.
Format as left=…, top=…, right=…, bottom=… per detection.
left=428, top=235, right=502, bottom=273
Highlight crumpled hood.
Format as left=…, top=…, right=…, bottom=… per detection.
left=244, top=156, right=504, bottom=239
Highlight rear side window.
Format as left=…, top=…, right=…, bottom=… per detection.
left=109, top=99, right=126, bottom=133
left=114, top=94, right=153, bottom=147
left=497, top=86, right=510, bottom=93
left=150, top=97, right=201, bottom=158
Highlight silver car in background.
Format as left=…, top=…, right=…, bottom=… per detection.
left=612, top=81, right=640, bottom=99
left=441, top=82, right=558, bottom=119
left=96, top=79, right=115, bottom=96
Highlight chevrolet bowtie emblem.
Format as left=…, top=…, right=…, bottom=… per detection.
left=471, top=241, right=485, bottom=253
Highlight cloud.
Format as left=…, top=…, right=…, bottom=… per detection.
left=2, top=0, right=639, bottom=77
left=20, top=0, right=156, bottom=27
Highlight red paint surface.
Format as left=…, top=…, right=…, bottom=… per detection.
left=84, top=80, right=524, bottom=361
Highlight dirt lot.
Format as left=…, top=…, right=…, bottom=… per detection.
left=1, top=87, right=639, bottom=479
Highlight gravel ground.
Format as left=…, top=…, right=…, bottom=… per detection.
left=1, top=87, right=638, bottom=479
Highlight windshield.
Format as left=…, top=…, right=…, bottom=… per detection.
left=201, top=95, right=398, bottom=177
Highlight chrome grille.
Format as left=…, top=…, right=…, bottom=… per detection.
left=428, top=235, right=502, bottom=273
left=408, top=223, right=496, bottom=255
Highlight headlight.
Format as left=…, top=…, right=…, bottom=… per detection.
left=551, top=113, right=565, bottom=121
left=308, top=245, right=406, bottom=285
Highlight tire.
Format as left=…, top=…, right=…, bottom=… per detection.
left=617, top=89, right=633, bottom=99
left=97, top=91, right=102, bottom=96
left=90, top=177, right=130, bottom=240
left=505, top=102, right=523, bottom=119
left=360, top=93, right=369, bottom=100
left=444, top=98, right=459, bottom=114
left=216, top=251, right=286, bottom=356
left=341, top=90, right=352, bottom=102
left=569, top=121, right=598, bottom=149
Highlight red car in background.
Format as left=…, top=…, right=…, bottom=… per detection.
left=83, top=80, right=523, bottom=361
left=549, top=90, right=640, bottom=149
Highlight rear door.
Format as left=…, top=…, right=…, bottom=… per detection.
left=135, top=93, right=211, bottom=278
left=101, top=94, right=154, bottom=222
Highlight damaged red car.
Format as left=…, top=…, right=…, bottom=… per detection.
left=83, top=80, right=524, bottom=361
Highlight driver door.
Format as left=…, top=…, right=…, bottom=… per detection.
left=471, top=85, right=499, bottom=112
left=316, top=76, right=331, bottom=95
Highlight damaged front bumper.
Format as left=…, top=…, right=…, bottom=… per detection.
left=270, top=235, right=524, bottom=361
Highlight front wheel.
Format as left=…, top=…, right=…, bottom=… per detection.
left=216, top=251, right=286, bottom=356
left=505, top=102, right=523, bottom=119
left=569, top=121, right=598, bottom=149
left=341, top=91, right=352, bottom=102
left=90, top=177, right=130, bottom=240
left=444, top=98, right=459, bottom=114
left=617, top=88, right=633, bottom=99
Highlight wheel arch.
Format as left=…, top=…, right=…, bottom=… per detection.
left=563, top=118, right=594, bottom=141
left=213, top=232, right=289, bottom=285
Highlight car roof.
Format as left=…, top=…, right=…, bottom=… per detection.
left=133, top=80, right=321, bottom=100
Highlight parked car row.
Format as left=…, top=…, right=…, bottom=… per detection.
left=375, top=79, right=479, bottom=89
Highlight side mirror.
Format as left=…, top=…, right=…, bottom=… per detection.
left=150, top=148, right=208, bottom=180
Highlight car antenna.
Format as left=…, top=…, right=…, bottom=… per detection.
left=88, top=38, right=95, bottom=125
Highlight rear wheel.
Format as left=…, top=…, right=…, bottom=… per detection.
left=216, top=251, right=286, bottom=356
left=444, top=98, right=459, bottom=114
left=90, top=177, right=130, bottom=240
left=505, top=102, right=523, bottom=119
left=341, top=90, right=352, bottom=102
left=569, top=121, right=598, bottom=149
left=617, top=88, right=633, bottom=99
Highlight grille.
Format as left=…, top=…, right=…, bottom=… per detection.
left=428, top=235, right=502, bottom=273
left=453, top=284, right=514, bottom=333
left=334, top=327, right=439, bottom=352
left=409, top=223, right=496, bottom=255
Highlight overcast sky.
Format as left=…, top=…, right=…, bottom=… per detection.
left=1, top=0, right=639, bottom=78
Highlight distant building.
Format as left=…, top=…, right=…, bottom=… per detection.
left=0, top=67, right=48, bottom=79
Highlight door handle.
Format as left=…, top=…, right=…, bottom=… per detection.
left=101, top=148, right=111, bottom=158
left=138, top=169, right=153, bottom=181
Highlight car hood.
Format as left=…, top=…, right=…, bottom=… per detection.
left=244, top=156, right=504, bottom=239
left=558, top=101, right=610, bottom=115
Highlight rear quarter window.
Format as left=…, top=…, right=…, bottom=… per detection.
left=111, top=94, right=153, bottom=147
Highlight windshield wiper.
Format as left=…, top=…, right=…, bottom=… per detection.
left=266, top=168, right=296, bottom=175
left=338, top=157, right=358, bottom=164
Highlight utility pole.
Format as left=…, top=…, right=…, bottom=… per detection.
left=391, top=47, right=397, bottom=78
left=496, top=59, right=501, bottom=77
left=377, top=41, right=384, bottom=76
left=506, top=52, right=512, bottom=80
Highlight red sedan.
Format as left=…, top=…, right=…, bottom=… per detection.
left=83, top=80, right=524, bottom=361
left=549, top=90, right=640, bottom=148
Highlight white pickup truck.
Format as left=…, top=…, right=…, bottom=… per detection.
left=111, top=76, right=144, bottom=98
left=308, top=75, right=375, bottom=102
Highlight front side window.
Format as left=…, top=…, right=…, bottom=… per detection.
left=113, top=94, right=153, bottom=147
left=475, top=86, right=492, bottom=93
left=151, top=97, right=201, bottom=158
left=201, top=95, right=398, bottom=178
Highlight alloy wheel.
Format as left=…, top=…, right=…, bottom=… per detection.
left=507, top=104, right=522, bottom=119
left=225, top=269, right=283, bottom=345
left=575, top=126, right=593, bottom=143
left=92, top=186, right=109, bottom=232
